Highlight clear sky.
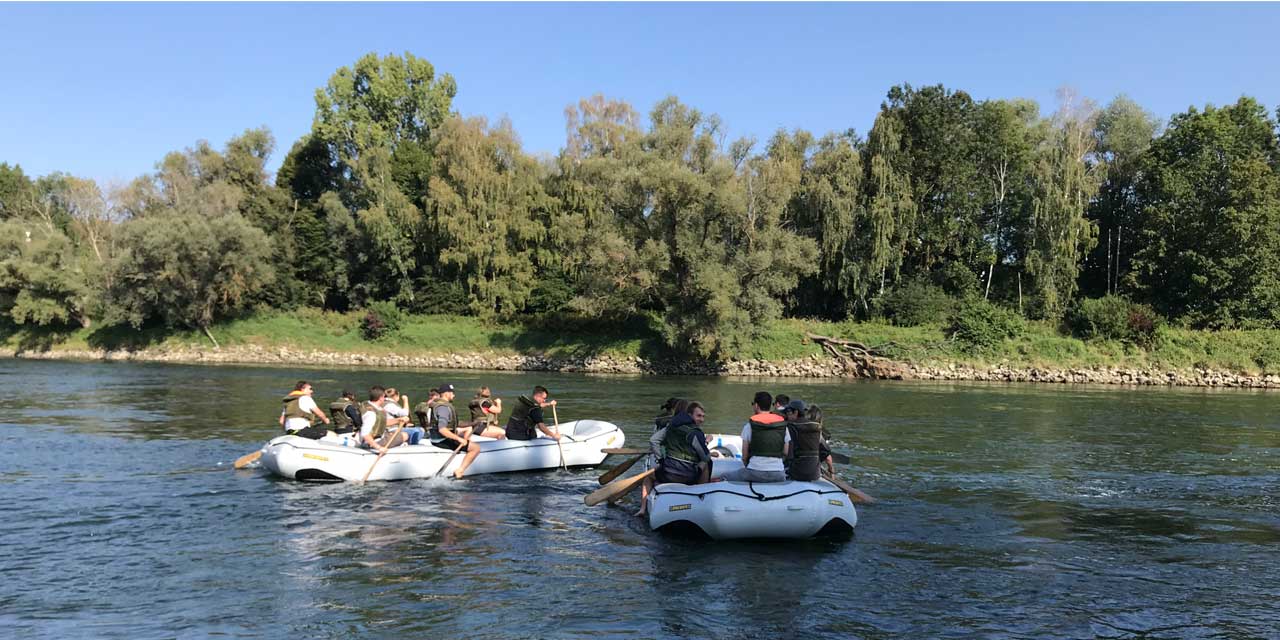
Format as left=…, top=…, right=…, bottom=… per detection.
left=3, top=2, right=1278, bottom=185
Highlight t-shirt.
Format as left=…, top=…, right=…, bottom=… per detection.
left=434, top=404, right=454, bottom=430
left=741, top=421, right=791, bottom=472
left=283, top=395, right=319, bottom=431
left=528, top=406, right=545, bottom=429
left=359, top=404, right=383, bottom=440
left=384, top=401, right=408, bottom=419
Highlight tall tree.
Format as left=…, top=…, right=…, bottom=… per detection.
left=973, top=99, right=1041, bottom=301
left=1130, top=97, right=1280, bottom=327
left=1024, top=89, right=1101, bottom=319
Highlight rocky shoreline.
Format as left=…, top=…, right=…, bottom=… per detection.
left=7, top=343, right=1280, bottom=389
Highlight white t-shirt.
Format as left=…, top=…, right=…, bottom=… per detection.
left=384, top=402, right=408, bottom=418
left=741, top=421, right=791, bottom=472
left=282, top=395, right=319, bottom=431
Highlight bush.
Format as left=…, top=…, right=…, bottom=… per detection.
left=882, top=279, right=954, bottom=327
left=361, top=300, right=404, bottom=341
left=1067, top=296, right=1161, bottom=347
left=946, top=299, right=1024, bottom=354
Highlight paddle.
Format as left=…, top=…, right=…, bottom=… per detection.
left=585, top=468, right=654, bottom=506
left=233, top=449, right=262, bottom=469
left=822, top=469, right=877, bottom=504
left=602, top=448, right=647, bottom=455
left=831, top=451, right=851, bottom=465
left=360, top=422, right=406, bottom=483
left=598, top=453, right=644, bottom=485
left=552, top=403, right=566, bottom=471
left=435, top=440, right=468, bottom=478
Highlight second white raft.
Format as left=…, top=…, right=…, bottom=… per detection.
left=646, top=459, right=857, bottom=539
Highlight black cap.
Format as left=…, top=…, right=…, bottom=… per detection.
left=438, top=384, right=455, bottom=393
left=785, top=399, right=807, bottom=414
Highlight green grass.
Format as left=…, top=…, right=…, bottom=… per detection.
left=6, top=308, right=1280, bottom=375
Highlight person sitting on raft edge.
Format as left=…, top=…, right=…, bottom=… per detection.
left=783, top=400, right=832, bottom=482
left=637, top=401, right=712, bottom=516
left=329, top=390, right=361, bottom=435
left=718, top=390, right=790, bottom=483
left=279, top=380, right=331, bottom=439
left=504, top=386, right=560, bottom=442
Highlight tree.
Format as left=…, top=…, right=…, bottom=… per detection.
left=973, top=99, right=1040, bottom=300
left=428, top=116, right=552, bottom=317
left=1130, top=97, right=1280, bottom=327
left=0, top=220, right=92, bottom=327
left=1024, top=89, right=1101, bottom=319
left=105, top=212, right=275, bottom=345
left=1082, top=95, right=1160, bottom=297
left=307, top=52, right=458, bottom=306
left=0, top=163, right=35, bottom=219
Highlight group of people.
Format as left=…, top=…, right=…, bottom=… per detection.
left=278, top=380, right=563, bottom=478
left=637, top=390, right=835, bottom=515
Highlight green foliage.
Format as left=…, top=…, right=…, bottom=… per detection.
left=1066, top=295, right=1160, bottom=346
left=946, top=298, right=1025, bottom=353
left=1130, top=97, right=1280, bottom=328
left=0, top=220, right=92, bottom=327
left=360, top=300, right=404, bottom=341
left=105, top=212, right=275, bottom=331
left=880, top=279, right=952, bottom=326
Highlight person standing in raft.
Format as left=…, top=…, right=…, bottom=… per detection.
left=360, top=385, right=408, bottom=452
left=279, top=380, right=331, bottom=439
left=504, top=386, right=560, bottom=442
left=329, top=390, right=362, bottom=435
left=719, top=391, right=790, bottom=483
left=452, top=386, right=509, bottom=479
left=636, top=401, right=713, bottom=516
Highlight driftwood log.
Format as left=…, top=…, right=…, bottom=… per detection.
left=805, top=333, right=908, bottom=379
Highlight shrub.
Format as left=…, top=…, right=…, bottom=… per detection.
left=882, top=279, right=954, bottom=327
left=946, top=299, right=1024, bottom=353
left=1067, top=295, right=1161, bottom=347
left=361, top=300, right=403, bottom=341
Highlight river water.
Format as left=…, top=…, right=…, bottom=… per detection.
left=1, top=359, right=1277, bottom=639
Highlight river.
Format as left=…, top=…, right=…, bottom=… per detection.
left=1, top=358, right=1277, bottom=638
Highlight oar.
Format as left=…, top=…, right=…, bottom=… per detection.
left=831, top=451, right=851, bottom=465
left=233, top=449, right=262, bottom=469
left=598, top=453, right=645, bottom=485
left=360, top=423, right=405, bottom=483
left=822, top=469, right=877, bottom=504
left=552, top=403, right=567, bottom=471
left=602, top=448, right=647, bottom=455
left=435, top=440, right=468, bottom=478
left=585, top=468, right=654, bottom=506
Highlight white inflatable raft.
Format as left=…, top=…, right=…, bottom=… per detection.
left=646, top=439, right=857, bottom=539
left=259, top=419, right=624, bottom=481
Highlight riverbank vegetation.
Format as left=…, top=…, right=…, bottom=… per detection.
left=4, top=52, right=1280, bottom=372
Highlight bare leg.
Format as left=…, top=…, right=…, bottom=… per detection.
left=634, top=477, right=653, bottom=517
left=454, top=440, right=480, bottom=479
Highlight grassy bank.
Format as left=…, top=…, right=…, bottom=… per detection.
left=5, top=308, right=1280, bottom=375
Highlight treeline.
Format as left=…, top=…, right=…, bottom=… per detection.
left=3, top=52, right=1280, bottom=357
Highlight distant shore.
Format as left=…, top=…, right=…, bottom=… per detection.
left=9, top=343, right=1280, bottom=389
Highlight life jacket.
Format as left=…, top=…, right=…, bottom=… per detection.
left=747, top=412, right=787, bottom=459
left=329, top=398, right=355, bottom=431
left=505, top=396, right=538, bottom=439
left=469, top=395, right=495, bottom=426
left=361, top=400, right=387, bottom=439
left=281, top=391, right=314, bottom=431
left=427, top=399, right=457, bottom=442
left=662, top=416, right=702, bottom=464
left=787, top=420, right=824, bottom=481
left=413, top=401, right=434, bottom=429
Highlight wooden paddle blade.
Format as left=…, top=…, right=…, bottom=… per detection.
left=233, top=450, right=262, bottom=469
left=598, top=454, right=644, bottom=485
left=830, top=452, right=851, bottom=465
left=585, top=468, right=654, bottom=506
left=602, top=448, right=647, bottom=455
left=824, top=472, right=877, bottom=504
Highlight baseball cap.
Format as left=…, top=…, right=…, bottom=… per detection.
left=785, top=399, right=807, bottom=414
left=438, top=383, right=456, bottom=393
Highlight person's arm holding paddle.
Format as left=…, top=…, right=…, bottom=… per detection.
left=534, top=399, right=560, bottom=440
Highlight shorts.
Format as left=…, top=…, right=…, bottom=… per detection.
left=288, top=426, right=328, bottom=440
left=506, top=426, right=536, bottom=441
left=656, top=464, right=702, bottom=485
left=431, top=438, right=463, bottom=451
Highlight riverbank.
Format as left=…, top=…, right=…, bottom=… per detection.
left=6, top=309, right=1280, bottom=388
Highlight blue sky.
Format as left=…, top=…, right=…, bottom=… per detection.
left=3, top=2, right=1278, bottom=185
